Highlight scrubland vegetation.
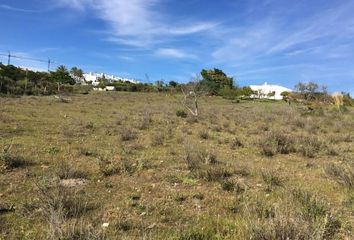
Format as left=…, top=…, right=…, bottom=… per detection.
left=0, top=91, right=353, bottom=239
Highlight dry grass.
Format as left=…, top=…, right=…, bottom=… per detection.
left=0, top=92, right=353, bottom=239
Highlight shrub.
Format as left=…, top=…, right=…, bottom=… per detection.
left=98, top=154, right=136, bottom=177
left=230, top=137, right=243, bottom=149
left=176, top=109, right=187, bottom=118
left=259, top=132, right=295, bottom=156
left=56, top=161, right=89, bottom=180
left=151, top=132, right=165, bottom=146
left=203, top=166, right=233, bottom=182
left=261, top=171, right=284, bottom=190
left=136, top=112, right=152, bottom=130
left=221, top=180, right=234, bottom=191
left=0, top=146, right=33, bottom=170
left=198, top=130, right=209, bottom=140
left=184, top=144, right=232, bottom=182
left=325, top=163, right=354, bottom=189
left=120, top=127, right=137, bottom=141
left=36, top=181, right=99, bottom=239
left=292, top=189, right=328, bottom=221
left=297, top=136, right=322, bottom=158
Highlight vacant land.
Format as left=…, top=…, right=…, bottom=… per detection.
left=0, top=92, right=353, bottom=239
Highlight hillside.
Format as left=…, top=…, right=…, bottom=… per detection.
left=1, top=92, right=354, bottom=239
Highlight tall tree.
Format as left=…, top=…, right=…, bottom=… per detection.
left=51, top=65, right=75, bottom=92
left=200, top=68, right=233, bottom=95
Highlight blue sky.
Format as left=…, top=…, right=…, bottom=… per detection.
left=0, top=0, right=353, bottom=94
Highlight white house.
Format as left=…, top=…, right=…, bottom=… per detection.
left=250, top=82, right=292, bottom=100
left=83, top=72, right=138, bottom=86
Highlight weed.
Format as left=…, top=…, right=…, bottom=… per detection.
left=259, top=132, right=295, bottom=156
left=221, top=180, right=234, bottom=191
left=325, top=163, right=354, bottom=189
left=298, top=135, right=323, bottom=158
left=262, top=171, right=283, bottom=190
left=0, top=145, right=33, bottom=170
left=120, top=127, right=137, bottom=141
left=151, top=132, right=165, bottom=146
left=198, top=130, right=209, bottom=140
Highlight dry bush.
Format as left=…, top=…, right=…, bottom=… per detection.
left=120, top=127, right=137, bottom=141
left=36, top=181, right=99, bottom=240
left=150, top=132, right=165, bottom=146
left=198, top=130, right=209, bottom=140
left=230, top=137, right=244, bottom=149
left=292, top=189, right=328, bottom=222
left=0, top=145, right=33, bottom=170
left=261, top=170, right=284, bottom=190
left=325, top=163, right=354, bottom=189
left=250, top=192, right=340, bottom=240
left=259, top=132, right=296, bottom=157
left=297, top=136, right=323, bottom=158
left=184, top=143, right=232, bottom=182
left=98, top=154, right=136, bottom=177
left=136, top=111, right=152, bottom=130
left=55, top=161, right=89, bottom=180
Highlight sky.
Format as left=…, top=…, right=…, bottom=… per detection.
left=0, top=0, right=354, bottom=94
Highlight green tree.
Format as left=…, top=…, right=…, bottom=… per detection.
left=200, top=68, right=233, bottom=95
left=70, top=67, right=84, bottom=82
left=169, top=81, right=178, bottom=88
left=267, top=91, right=276, bottom=99
left=51, top=65, right=75, bottom=92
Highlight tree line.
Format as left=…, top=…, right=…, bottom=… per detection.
left=0, top=64, right=352, bottom=106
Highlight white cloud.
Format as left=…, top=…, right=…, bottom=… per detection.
left=0, top=4, right=40, bottom=13
left=56, top=0, right=217, bottom=47
left=155, top=48, right=196, bottom=59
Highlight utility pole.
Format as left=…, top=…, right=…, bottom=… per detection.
left=7, top=51, right=11, bottom=65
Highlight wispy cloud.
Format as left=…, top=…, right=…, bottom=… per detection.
left=56, top=0, right=217, bottom=47
left=155, top=48, right=196, bottom=59
left=0, top=4, right=40, bottom=13
left=212, top=1, right=354, bottom=64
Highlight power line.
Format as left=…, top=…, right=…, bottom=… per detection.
left=0, top=51, right=60, bottom=71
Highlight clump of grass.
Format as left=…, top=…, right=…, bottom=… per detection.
left=120, top=127, right=137, bottom=141
left=261, top=170, right=284, bottom=190
left=98, top=154, right=136, bottom=177
left=259, top=132, right=296, bottom=156
left=297, top=135, right=323, bottom=158
left=198, top=130, right=209, bottom=140
left=0, top=145, right=33, bottom=170
left=56, top=161, right=89, bottom=180
left=221, top=180, right=234, bottom=191
left=292, top=189, right=328, bottom=221
left=151, top=132, right=165, bottom=146
left=174, top=194, right=188, bottom=203
left=230, top=137, right=243, bottom=149
left=36, top=181, right=98, bottom=239
left=325, top=163, right=354, bottom=189
left=136, top=111, right=152, bottom=130
left=184, top=144, right=232, bottom=182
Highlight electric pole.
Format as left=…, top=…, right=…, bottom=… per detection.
left=7, top=51, right=11, bottom=65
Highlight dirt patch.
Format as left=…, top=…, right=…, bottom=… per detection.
left=59, top=178, right=88, bottom=187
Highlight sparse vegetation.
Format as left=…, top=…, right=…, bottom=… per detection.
left=0, top=92, right=353, bottom=239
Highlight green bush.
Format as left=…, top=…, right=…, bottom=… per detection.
left=176, top=109, right=187, bottom=118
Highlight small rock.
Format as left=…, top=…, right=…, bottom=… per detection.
left=102, top=223, right=109, bottom=228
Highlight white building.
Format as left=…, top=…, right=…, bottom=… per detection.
left=250, top=82, right=292, bottom=100
left=83, top=72, right=139, bottom=86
